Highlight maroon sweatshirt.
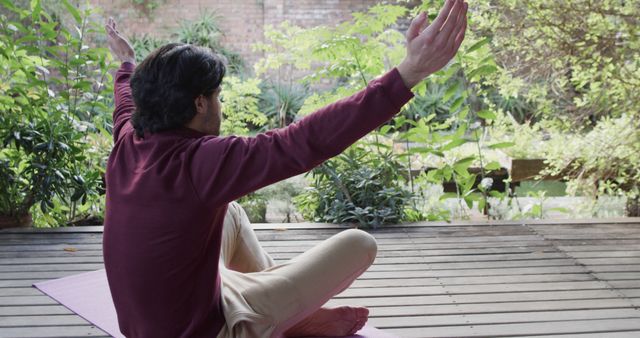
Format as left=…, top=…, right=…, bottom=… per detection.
left=103, top=61, right=413, bottom=338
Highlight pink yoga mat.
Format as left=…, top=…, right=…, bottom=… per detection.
left=34, top=269, right=396, bottom=338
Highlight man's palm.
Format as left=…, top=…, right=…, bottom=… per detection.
left=397, top=0, right=468, bottom=88
left=106, top=18, right=136, bottom=64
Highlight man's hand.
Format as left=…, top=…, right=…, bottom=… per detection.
left=106, top=17, right=136, bottom=65
left=397, top=0, right=468, bottom=89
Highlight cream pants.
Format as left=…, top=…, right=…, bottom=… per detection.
left=216, top=202, right=377, bottom=338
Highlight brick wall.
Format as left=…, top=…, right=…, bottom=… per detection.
left=93, top=0, right=382, bottom=68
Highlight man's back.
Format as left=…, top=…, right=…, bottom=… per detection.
left=104, top=122, right=227, bottom=337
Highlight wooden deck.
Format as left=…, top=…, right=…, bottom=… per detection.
left=1, top=219, right=640, bottom=337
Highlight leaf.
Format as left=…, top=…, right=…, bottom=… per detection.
left=30, top=0, right=41, bottom=20
left=477, top=110, right=496, bottom=120
left=0, top=0, right=17, bottom=12
left=62, top=0, right=82, bottom=24
left=468, top=65, right=497, bottom=81
left=379, top=125, right=392, bottom=135
left=461, top=174, right=476, bottom=193
left=464, top=195, right=474, bottom=209
left=488, top=142, right=515, bottom=149
left=443, top=81, right=460, bottom=102
left=549, top=207, right=570, bottom=214
left=443, top=166, right=453, bottom=181
left=477, top=197, right=486, bottom=213
left=453, top=156, right=474, bottom=176
left=485, top=161, right=501, bottom=170
left=531, top=204, right=542, bottom=217
left=439, top=192, right=458, bottom=201
left=459, top=107, right=469, bottom=119
left=450, top=96, right=465, bottom=112
left=466, top=37, right=490, bottom=54
left=489, top=191, right=505, bottom=198
left=441, top=138, right=467, bottom=151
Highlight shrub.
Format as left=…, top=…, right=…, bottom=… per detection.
left=295, top=143, right=414, bottom=228
left=0, top=0, right=114, bottom=227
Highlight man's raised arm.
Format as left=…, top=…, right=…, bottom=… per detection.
left=106, top=18, right=136, bottom=141
left=189, top=0, right=469, bottom=206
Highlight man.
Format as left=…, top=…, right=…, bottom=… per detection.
left=103, top=1, right=467, bottom=337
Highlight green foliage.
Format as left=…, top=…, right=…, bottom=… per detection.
left=543, top=115, right=640, bottom=205
left=130, top=33, right=165, bottom=63
left=130, top=11, right=246, bottom=74
left=237, top=192, right=267, bottom=223
left=131, top=0, right=165, bottom=16
left=239, top=176, right=306, bottom=223
left=258, top=82, right=308, bottom=129
left=0, top=0, right=114, bottom=226
left=255, top=4, right=407, bottom=87
left=473, top=0, right=640, bottom=123
left=176, top=11, right=245, bottom=75
left=220, top=76, right=267, bottom=135
left=295, top=144, right=414, bottom=228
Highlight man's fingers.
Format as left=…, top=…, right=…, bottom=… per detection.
left=446, top=1, right=467, bottom=43
left=406, top=12, right=427, bottom=42
left=437, top=0, right=463, bottom=42
left=451, top=16, right=467, bottom=54
left=430, top=0, right=456, bottom=33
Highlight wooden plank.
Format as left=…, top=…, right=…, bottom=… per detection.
left=364, top=263, right=588, bottom=273
left=588, top=265, right=640, bottom=273
left=0, top=314, right=90, bottom=326
left=607, top=281, right=640, bottom=288
left=0, top=287, right=43, bottom=296
left=596, top=272, right=640, bottom=280
left=0, top=295, right=60, bottom=306
left=0, top=305, right=72, bottom=316
left=570, top=251, right=640, bottom=258
left=0, top=251, right=103, bottom=259
left=350, top=273, right=595, bottom=287
left=337, top=281, right=616, bottom=298
left=0, top=263, right=104, bottom=272
left=0, top=280, right=48, bottom=287
left=382, top=318, right=640, bottom=338
left=577, top=258, right=640, bottom=265
left=328, top=293, right=636, bottom=310
left=359, top=266, right=591, bottom=278
left=559, top=245, right=640, bottom=252
left=0, top=256, right=105, bottom=265
left=0, top=326, right=109, bottom=338
left=370, top=308, right=640, bottom=328
left=371, top=258, right=579, bottom=270
left=532, top=332, right=640, bottom=338
left=0, top=271, right=88, bottom=280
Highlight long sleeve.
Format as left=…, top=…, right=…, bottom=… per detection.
left=112, top=62, right=136, bottom=142
left=189, top=68, right=414, bottom=207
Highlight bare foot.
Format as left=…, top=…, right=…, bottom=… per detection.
left=285, top=306, right=369, bottom=337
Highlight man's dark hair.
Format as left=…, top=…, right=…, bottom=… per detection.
left=130, top=43, right=226, bottom=137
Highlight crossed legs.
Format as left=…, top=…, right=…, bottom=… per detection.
left=219, top=202, right=377, bottom=338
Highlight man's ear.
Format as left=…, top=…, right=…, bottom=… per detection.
left=194, top=95, right=206, bottom=115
